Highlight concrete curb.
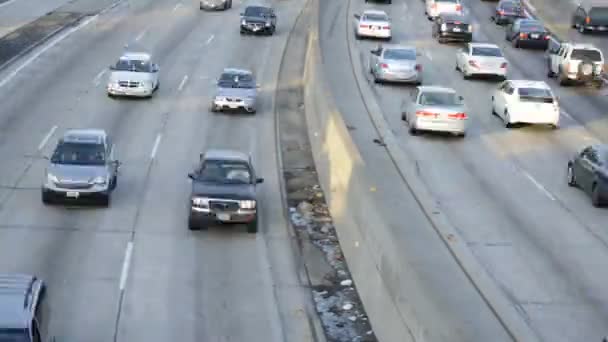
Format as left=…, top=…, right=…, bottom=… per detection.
left=343, top=0, right=542, bottom=340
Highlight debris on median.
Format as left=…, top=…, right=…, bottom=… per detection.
left=285, top=172, right=378, bottom=342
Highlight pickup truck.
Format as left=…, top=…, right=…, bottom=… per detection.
left=547, top=41, right=605, bottom=87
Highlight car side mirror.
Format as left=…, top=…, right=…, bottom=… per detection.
left=256, top=178, right=264, bottom=184
left=188, top=172, right=195, bottom=180
left=458, top=96, right=464, bottom=101
left=354, top=14, right=360, bottom=19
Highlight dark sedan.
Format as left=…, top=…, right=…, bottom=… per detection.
left=239, top=5, right=277, bottom=35
left=567, top=144, right=608, bottom=207
left=432, top=13, right=473, bottom=43
left=506, top=19, right=551, bottom=49
left=492, top=0, right=525, bottom=25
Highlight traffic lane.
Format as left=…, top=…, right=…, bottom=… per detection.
left=321, top=0, right=513, bottom=341
left=0, top=0, right=72, bottom=38
left=116, top=2, right=313, bottom=341
left=354, top=2, right=608, bottom=340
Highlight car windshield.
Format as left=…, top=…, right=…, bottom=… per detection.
left=571, top=49, right=602, bottom=61
left=384, top=49, right=416, bottom=60
left=218, top=72, right=255, bottom=88
left=244, top=6, right=271, bottom=17
left=518, top=87, right=554, bottom=103
left=419, top=91, right=460, bottom=106
left=472, top=47, right=503, bottom=57
left=363, top=13, right=387, bottom=21
left=51, top=142, right=106, bottom=166
left=590, top=7, right=608, bottom=21
left=198, top=160, right=252, bottom=184
left=113, top=58, right=151, bottom=72
left=0, top=329, right=29, bottom=342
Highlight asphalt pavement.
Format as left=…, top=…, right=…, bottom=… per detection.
left=320, top=0, right=608, bottom=340
left=0, top=0, right=318, bottom=341
left=0, top=0, right=75, bottom=38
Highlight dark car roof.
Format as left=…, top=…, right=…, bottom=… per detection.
left=440, top=13, right=470, bottom=22
left=0, top=274, right=41, bottom=329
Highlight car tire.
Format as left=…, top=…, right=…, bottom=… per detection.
left=438, top=37, right=446, bottom=44
left=558, top=73, right=569, bottom=86
left=41, top=191, right=53, bottom=205
left=240, top=29, right=245, bottom=35
left=247, top=218, right=258, bottom=234
left=110, top=176, right=117, bottom=190
left=512, top=38, right=519, bottom=48
left=591, top=183, right=603, bottom=207
left=401, top=113, right=407, bottom=121
left=188, top=215, right=201, bottom=230
left=547, top=66, right=555, bottom=78
left=504, top=110, right=512, bottom=128
left=100, top=194, right=110, bottom=208
left=550, top=123, right=559, bottom=130
left=387, top=0, right=392, bottom=4
left=579, top=25, right=587, bottom=34
left=107, top=92, right=115, bottom=99
left=594, top=80, right=604, bottom=89
left=210, top=103, right=218, bottom=112
left=567, top=164, right=577, bottom=187
left=491, top=100, right=497, bottom=116
left=408, top=125, right=418, bottom=135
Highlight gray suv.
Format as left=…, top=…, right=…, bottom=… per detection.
left=42, top=129, right=120, bottom=207
left=211, top=68, right=259, bottom=113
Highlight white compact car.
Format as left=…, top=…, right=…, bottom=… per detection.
left=354, top=10, right=391, bottom=40
left=426, top=0, right=463, bottom=20
left=491, top=80, right=560, bottom=129
left=456, top=43, right=507, bottom=80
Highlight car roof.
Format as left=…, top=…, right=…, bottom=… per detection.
left=0, top=274, right=40, bottom=330
left=61, top=129, right=107, bottom=145
left=203, top=149, right=250, bottom=162
left=469, top=42, right=500, bottom=49
left=222, top=68, right=253, bottom=75
left=418, top=85, right=456, bottom=93
left=362, top=9, right=388, bottom=16
left=120, top=52, right=151, bottom=61
left=509, top=80, right=551, bottom=89
left=515, top=18, right=541, bottom=25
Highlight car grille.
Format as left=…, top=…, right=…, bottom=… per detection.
left=55, top=181, right=92, bottom=189
left=209, top=200, right=240, bottom=212
left=118, top=81, right=140, bottom=88
left=225, top=98, right=243, bottom=102
left=246, top=23, right=264, bottom=29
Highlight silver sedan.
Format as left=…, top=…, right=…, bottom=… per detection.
left=369, top=45, right=422, bottom=84
left=400, top=86, right=468, bottom=137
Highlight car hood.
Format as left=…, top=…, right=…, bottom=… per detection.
left=48, top=164, right=108, bottom=183
left=192, top=182, right=256, bottom=200
left=108, top=71, right=154, bottom=83
left=242, top=15, right=270, bottom=23
left=216, top=86, right=256, bottom=98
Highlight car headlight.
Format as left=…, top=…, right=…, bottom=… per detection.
left=265, top=21, right=271, bottom=27
left=468, top=24, right=472, bottom=32
left=441, top=23, right=447, bottom=31
left=92, top=176, right=107, bottom=185
left=192, top=197, right=209, bottom=207
left=47, top=174, right=59, bottom=183
left=241, top=19, right=247, bottom=25
left=239, top=200, right=256, bottom=209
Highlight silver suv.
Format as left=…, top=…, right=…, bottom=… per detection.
left=211, top=68, right=259, bottom=113
left=42, top=129, right=120, bottom=207
left=107, top=52, right=160, bottom=98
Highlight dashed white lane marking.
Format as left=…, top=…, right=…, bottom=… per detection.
left=424, top=50, right=433, bottom=61
left=521, top=170, right=556, bottom=201
left=0, top=14, right=99, bottom=89
left=172, top=3, right=182, bottom=12
left=150, top=134, right=162, bottom=159
left=205, top=34, right=215, bottom=45
left=178, top=75, right=189, bottom=92
left=560, top=110, right=573, bottom=120
left=135, top=28, right=148, bottom=41
left=93, top=68, right=107, bottom=86
left=38, top=125, right=58, bottom=150
left=119, top=241, right=134, bottom=291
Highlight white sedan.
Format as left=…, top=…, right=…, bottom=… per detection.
left=354, top=10, right=391, bottom=40
left=491, top=80, right=560, bottom=129
left=456, top=43, right=507, bottom=80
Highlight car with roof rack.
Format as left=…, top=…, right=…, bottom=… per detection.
left=106, top=52, right=160, bottom=98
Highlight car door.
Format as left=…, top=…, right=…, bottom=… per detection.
left=493, top=81, right=507, bottom=114
left=577, top=147, right=597, bottom=191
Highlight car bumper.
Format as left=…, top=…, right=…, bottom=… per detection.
left=517, top=38, right=549, bottom=48
left=357, top=29, right=391, bottom=38
left=413, top=118, right=467, bottom=134
left=107, top=86, right=153, bottom=97
left=42, top=185, right=110, bottom=201
left=200, top=1, right=226, bottom=9
left=565, top=72, right=604, bottom=82
left=496, top=15, right=523, bottom=24
left=439, top=31, right=472, bottom=41
left=241, top=24, right=272, bottom=34
left=377, top=70, right=421, bottom=83
left=467, top=66, right=507, bottom=77
left=213, top=98, right=256, bottom=112
left=190, top=207, right=257, bottom=224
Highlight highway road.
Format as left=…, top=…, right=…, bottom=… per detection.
left=320, top=0, right=608, bottom=340
left=0, top=0, right=319, bottom=341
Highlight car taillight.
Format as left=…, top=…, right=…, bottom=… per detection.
left=448, top=112, right=467, bottom=119
left=519, top=32, right=528, bottom=39
left=415, top=64, right=422, bottom=71
left=359, top=24, right=368, bottom=28
left=586, top=16, right=591, bottom=24
left=544, top=35, right=550, bottom=40
left=431, top=3, right=437, bottom=9
left=498, top=9, right=505, bottom=15
left=468, top=60, right=479, bottom=68
left=500, top=62, right=507, bottom=68
left=380, top=63, right=388, bottom=69
left=383, top=26, right=390, bottom=29
left=456, top=4, right=462, bottom=11
left=454, top=21, right=461, bottom=24
left=416, top=110, right=435, bottom=117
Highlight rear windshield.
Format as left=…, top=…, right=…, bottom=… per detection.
left=363, top=14, right=388, bottom=21
left=570, top=49, right=602, bottom=61
left=419, top=91, right=461, bottom=106
left=518, top=87, right=554, bottom=103
left=590, top=7, right=608, bottom=20
left=438, top=0, right=458, bottom=3
left=0, top=329, right=29, bottom=342
left=472, top=47, right=503, bottom=57
left=384, top=49, right=416, bottom=60
left=501, top=2, right=520, bottom=10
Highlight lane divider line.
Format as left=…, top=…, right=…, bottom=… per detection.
left=205, top=34, right=215, bottom=45
left=93, top=68, right=107, bottom=86
left=119, top=241, right=134, bottom=291
left=38, top=125, right=58, bottom=151
left=135, top=28, right=148, bottom=41
left=172, top=3, right=182, bottom=12
left=521, top=170, right=556, bottom=201
left=150, top=134, right=162, bottom=159
left=178, top=75, right=189, bottom=92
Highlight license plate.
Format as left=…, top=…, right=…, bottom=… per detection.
left=452, top=27, right=461, bottom=32
left=531, top=34, right=539, bottom=39
left=217, top=213, right=231, bottom=221
left=66, top=191, right=79, bottom=198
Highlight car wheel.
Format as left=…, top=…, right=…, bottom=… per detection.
left=558, top=73, right=569, bottom=86
left=408, top=125, right=418, bottom=135
left=595, top=80, right=604, bottom=89
left=491, top=100, right=497, bottom=116
left=401, top=113, right=407, bottom=121
left=579, top=25, right=587, bottom=34
left=438, top=37, right=446, bottom=44
left=240, top=29, right=245, bottom=35
left=247, top=218, right=258, bottom=234
left=547, top=66, right=555, bottom=78
left=591, top=183, right=603, bottom=207
left=100, top=194, right=110, bottom=207
left=512, top=38, right=519, bottom=48
left=41, top=191, right=53, bottom=205
left=463, top=69, right=470, bottom=80
left=154, top=80, right=160, bottom=91
left=567, top=164, right=577, bottom=187
left=504, top=110, right=512, bottom=128
left=188, top=214, right=201, bottom=230
left=107, top=92, right=115, bottom=98
left=455, top=62, right=460, bottom=71
left=110, top=176, right=117, bottom=190
left=550, top=123, right=559, bottom=130
left=210, top=103, right=218, bottom=112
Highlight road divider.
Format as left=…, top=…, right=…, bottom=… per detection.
left=38, top=125, right=58, bottom=151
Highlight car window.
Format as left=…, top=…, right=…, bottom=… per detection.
left=570, top=49, right=602, bottom=62
left=588, top=149, right=600, bottom=164
left=244, top=6, right=271, bottom=17
left=0, top=329, right=29, bottom=342
left=471, top=47, right=503, bottom=57
left=114, top=59, right=151, bottom=72
left=589, top=7, right=608, bottom=20
left=363, top=13, right=388, bottom=21
left=51, top=142, right=106, bottom=166
left=218, top=72, right=255, bottom=88
left=198, top=160, right=252, bottom=184
left=419, top=91, right=460, bottom=105
left=383, top=49, right=416, bottom=60
left=517, top=87, right=554, bottom=103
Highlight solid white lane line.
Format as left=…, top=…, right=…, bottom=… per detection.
left=93, top=68, right=107, bottom=85
left=521, top=170, right=556, bottom=201
left=135, top=28, right=148, bottom=41
left=560, top=110, right=572, bottom=120
left=205, top=34, right=215, bottom=45
left=424, top=50, right=433, bottom=61
left=0, top=0, right=18, bottom=9
left=38, top=125, right=58, bottom=150
left=150, top=134, right=162, bottom=159
left=0, top=14, right=99, bottom=89
left=172, top=3, right=182, bottom=12
left=178, top=75, right=189, bottom=92
left=119, top=242, right=134, bottom=291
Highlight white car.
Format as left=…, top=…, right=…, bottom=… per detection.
left=491, top=80, right=560, bottom=129
left=456, top=43, right=507, bottom=80
left=107, top=52, right=160, bottom=98
left=354, top=10, right=391, bottom=40
left=426, top=0, right=463, bottom=20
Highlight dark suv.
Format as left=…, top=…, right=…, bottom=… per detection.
left=572, top=2, right=608, bottom=33
left=239, top=5, right=277, bottom=35
left=187, top=149, right=264, bottom=233
left=0, top=274, right=53, bottom=342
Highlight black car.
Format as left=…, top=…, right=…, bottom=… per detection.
left=506, top=19, right=551, bottom=49
left=0, top=274, right=53, bottom=342
left=187, top=149, right=264, bottom=233
left=568, top=144, right=608, bottom=207
left=492, top=0, right=525, bottom=25
left=572, top=3, right=608, bottom=33
left=239, top=5, right=277, bottom=35
left=432, top=13, right=472, bottom=43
